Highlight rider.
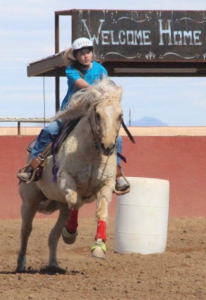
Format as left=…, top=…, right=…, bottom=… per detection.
left=17, top=37, right=129, bottom=192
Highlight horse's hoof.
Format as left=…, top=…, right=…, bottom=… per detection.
left=15, top=267, right=25, bottom=273
left=40, top=265, right=66, bottom=274
left=16, top=256, right=26, bottom=273
left=62, top=226, right=78, bottom=244
left=91, top=239, right=106, bottom=259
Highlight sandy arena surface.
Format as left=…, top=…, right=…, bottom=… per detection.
left=0, top=217, right=206, bottom=300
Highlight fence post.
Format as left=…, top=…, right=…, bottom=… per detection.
left=18, top=121, right=20, bottom=135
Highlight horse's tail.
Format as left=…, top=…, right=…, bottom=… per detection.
left=37, top=199, right=60, bottom=215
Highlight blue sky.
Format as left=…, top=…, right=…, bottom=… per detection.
left=1, top=0, right=206, bottom=126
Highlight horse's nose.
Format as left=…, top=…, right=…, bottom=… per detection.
left=101, top=143, right=115, bottom=156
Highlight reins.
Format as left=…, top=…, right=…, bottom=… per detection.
left=121, top=119, right=135, bottom=144
left=88, top=116, right=101, bottom=153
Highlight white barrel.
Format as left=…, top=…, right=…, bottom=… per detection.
left=114, top=177, right=170, bottom=254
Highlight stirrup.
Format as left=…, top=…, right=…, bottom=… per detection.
left=114, top=185, right=130, bottom=196
left=17, top=164, right=42, bottom=184
left=114, top=167, right=130, bottom=196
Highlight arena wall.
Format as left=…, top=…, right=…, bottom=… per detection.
left=0, top=127, right=206, bottom=219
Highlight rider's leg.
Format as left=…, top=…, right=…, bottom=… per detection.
left=31, top=119, right=62, bottom=158
left=116, top=135, right=122, bottom=167
left=115, top=136, right=130, bottom=192
left=17, top=120, right=62, bottom=182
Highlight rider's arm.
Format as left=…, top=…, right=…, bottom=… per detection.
left=66, top=66, right=90, bottom=90
left=74, top=78, right=89, bottom=89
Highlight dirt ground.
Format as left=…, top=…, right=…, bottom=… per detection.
left=0, top=216, right=206, bottom=300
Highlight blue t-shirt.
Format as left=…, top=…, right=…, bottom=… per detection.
left=61, top=61, right=108, bottom=110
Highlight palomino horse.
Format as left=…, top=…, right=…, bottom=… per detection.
left=16, top=77, right=123, bottom=272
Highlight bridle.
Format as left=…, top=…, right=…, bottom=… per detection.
left=88, top=112, right=101, bottom=153
left=88, top=104, right=122, bottom=155
left=88, top=92, right=135, bottom=156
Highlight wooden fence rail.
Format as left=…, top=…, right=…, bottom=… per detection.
left=0, top=118, right=51, bottom=135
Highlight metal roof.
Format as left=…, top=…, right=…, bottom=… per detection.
left=27, top=55, right=206, bottom=78
left=27, top=51, right=65, bottom=77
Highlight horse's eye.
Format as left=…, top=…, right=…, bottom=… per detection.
left=95, top=112, right=101, bottom=120
left=118, top=114, right=123, bottom=121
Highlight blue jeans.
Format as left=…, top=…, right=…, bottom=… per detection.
left=31, top=119, right=62, bottom=158
left=31, top=120, right=123, bottom=165
left=116, top=135, right=122, bottom=166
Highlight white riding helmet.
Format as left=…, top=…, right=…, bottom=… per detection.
left=72, top=37, right=93, bottom=53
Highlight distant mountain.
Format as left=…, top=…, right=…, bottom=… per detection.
left=130, top=116, right=168, bottom=127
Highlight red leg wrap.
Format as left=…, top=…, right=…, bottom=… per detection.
left=65, top=209, right=78, bottom=233
left=95, top=220, right=107, bottom=242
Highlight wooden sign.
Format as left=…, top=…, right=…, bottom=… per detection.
left=71, top=10, right=206, bottom=62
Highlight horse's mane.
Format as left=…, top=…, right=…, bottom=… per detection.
left=53, top=77, right=122, bottom=123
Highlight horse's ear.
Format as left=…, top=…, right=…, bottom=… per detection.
left=115, top=86, right=123, bottom=101
left=92, top=88, right=103, bottom=99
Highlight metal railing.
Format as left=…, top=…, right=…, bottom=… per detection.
left=0, top=118, right=51, bottom=135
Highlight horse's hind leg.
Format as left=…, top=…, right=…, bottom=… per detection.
left=16, top=184, right=46, bottom=273
left=16, top=201, right=40, bottom=272
left=48, top=203, right=69, bottom=272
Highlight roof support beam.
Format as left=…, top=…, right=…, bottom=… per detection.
left=55, top=69, right=60, bottom=112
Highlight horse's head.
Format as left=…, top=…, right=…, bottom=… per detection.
left=54, top=77, right=124, bottom=157
left=90, top=87, right=123, bottom=156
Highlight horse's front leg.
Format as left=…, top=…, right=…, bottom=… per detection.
left=57, top=171, right=81, bottom=210
left=57, top=171, right=82, bottom=244
left=62, top=208, right=79, bottom=245
left=91, top=184, right=113, bottom=259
